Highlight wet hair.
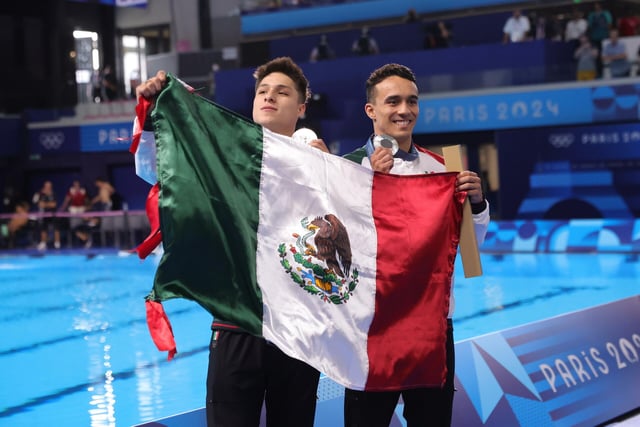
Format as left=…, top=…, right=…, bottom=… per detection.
left=253, top=57, right=311, bottom=103
left=365, top=63, right=417, bottom=103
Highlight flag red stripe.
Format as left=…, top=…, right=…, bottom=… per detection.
left=366, top=171, right=464, bottom=391
left=135, top=183, right=163, bottom=259
left=145, top=299, right=177, bottom=360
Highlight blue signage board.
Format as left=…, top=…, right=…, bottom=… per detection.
left=496, top=121, right=640, bottom=219
left=500, top=122, right=640, bottom=168
left=453, top=296, right=640, bottom=426
left=417, top=87, right=594, bottom=133
left=80, top=122, right=132, bottom=152
left=28, top=126, right=81, bottom=155
left=416, top=82, right=640, bottom=133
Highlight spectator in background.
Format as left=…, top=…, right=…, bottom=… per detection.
left=587, top=2, right=612, bottom=78
left=73, top=214, right=100, bottom=248
left=74, top=178, right=119, bottom=248
left=602, top=28, right=631, bottom=78
left=533, top=14, right=548, bottom=40
left=565, top=8, right=588, bottom=47
left=587, top=2, right=612, bottom=50
left=503, top=9, right=531, bottom=43
left=403, top=8, right=419, bottom=23
left=424, top=20, right=453, bottom=49
left=574, top=35, right=599, bottom=81
left=309, top=34, right=336, bottom=62
left=32, top=180, right=61, bottom=250
left=533, top=13, right=563, bottom=41
left=59, top=180, right=89, bottom=248
left=352, top=27, right=379, bottom=56
left=60, top=180, right=88, bottom=214
left=101, top=65, right=119, bottom=101
left=6, top=201, right=32, bottom=249
left=90, top=177, right=116, bottom=211
left=618, top=9, right=640, bottom=36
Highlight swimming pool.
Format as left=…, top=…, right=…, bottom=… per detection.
left=0, top=251, right=638, bottom=427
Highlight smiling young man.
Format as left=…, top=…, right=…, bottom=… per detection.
left=136, top=57, right=322, bottom=427
left=343, top=63, right=490, bottom=427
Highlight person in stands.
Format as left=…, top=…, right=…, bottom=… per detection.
left=310, top=34, right=336, bottom=62
left=352, top=27, right=380, bottom=56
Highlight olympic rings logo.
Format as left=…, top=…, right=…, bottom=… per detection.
left=39, top=132, right=65, bottom=150
left=548, top=133, right=574, bottom=148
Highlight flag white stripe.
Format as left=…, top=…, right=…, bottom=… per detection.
left=257, top=128, right=378, bottom=389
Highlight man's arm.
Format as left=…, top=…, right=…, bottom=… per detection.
left=132, top=71, right=170, bottom=184
left=454, top=170, right=490, bottom=244
left=471, top=203, right=490, bottom=246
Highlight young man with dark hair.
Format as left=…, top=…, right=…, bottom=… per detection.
left=136, top=57, right=324, bottom=427
left=342, top=63, right=490, bottom=427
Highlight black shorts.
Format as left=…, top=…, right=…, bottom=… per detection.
left=39, top=214, right=61, bottom=231
left=206, top=329, right=320, bottom=427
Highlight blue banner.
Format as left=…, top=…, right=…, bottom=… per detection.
left=416, top=82, right=640, bottom=133
left=453, top=296, right=640, bottom=426
left=539, top=123, right=640, bottom=161
left=28, top=126, right=81, bottom=155
left=80, top=122, right=132, bottom=152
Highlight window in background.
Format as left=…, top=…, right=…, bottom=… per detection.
left=73, top=30, right=100, bottom=104
left=122, top=35, right=146, bottom=99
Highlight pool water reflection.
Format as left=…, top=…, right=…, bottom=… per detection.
left=0, top=252, right=637, bottom=426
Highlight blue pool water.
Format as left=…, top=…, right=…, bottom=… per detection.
left=0, top=252, right=638, bottom=427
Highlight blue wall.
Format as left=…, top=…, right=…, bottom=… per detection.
left=269, top=13, right=512, bottom=64
left=216, top=40, right=576, bottom=147
left=242, top=0, right=525, bottom=35
left=0, top=117, right=22, bottom=157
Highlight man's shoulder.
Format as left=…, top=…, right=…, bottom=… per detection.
left=343, top=146, right=368, bottom=164
left=415, top=145, right=445, bottom=165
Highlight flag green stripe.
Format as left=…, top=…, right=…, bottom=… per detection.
left=150, top=75, right=264, bottom=335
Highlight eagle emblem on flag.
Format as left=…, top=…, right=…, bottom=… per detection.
left=278, top=214, right=359, bottom=304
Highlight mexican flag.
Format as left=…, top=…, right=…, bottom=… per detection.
left=132, top=75, right=465, bottom=391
